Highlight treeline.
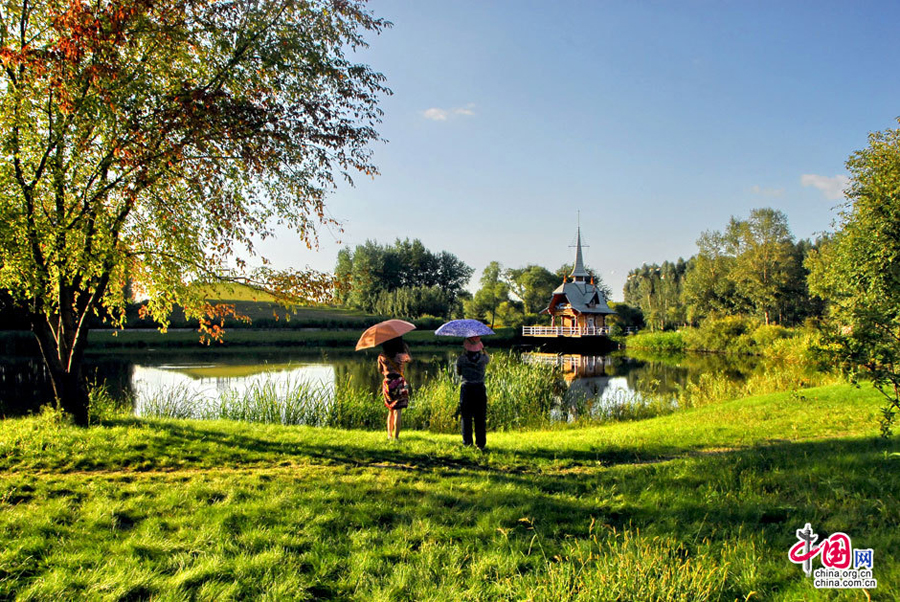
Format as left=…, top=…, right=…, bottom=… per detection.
left=623, top=208, right=825, bottom=331
left=465, top=261, right=613, bottom=329
left=331, top=240, right=621, bottom=327
left=334, top=239, right=474, bottom=318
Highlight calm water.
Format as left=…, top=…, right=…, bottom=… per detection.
left=0, top=345, right=761, bottom=418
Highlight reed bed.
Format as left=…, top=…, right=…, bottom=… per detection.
left=136, top=352, right=576, bottom=431
left=135, top=350, right=836, bottom=431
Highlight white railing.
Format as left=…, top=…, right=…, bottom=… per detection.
left=522, top=326, right=610, bottom=337
left=524, top=353, right=612, bottom=372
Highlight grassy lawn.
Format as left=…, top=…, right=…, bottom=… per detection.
left=1, top=383, right=898, bottom=600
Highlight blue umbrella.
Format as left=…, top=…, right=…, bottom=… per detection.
left=435, top=319, right=495, bottom=337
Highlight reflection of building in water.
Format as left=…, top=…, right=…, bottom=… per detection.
left=525, top=353, right=612, bottom=382
left=527, top=352, right=637, bottom=422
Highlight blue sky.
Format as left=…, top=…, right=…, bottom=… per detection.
left=262, top=0, right=900, bottom=301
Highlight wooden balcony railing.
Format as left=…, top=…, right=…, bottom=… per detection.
left=521, top=326, right=610, bottom=337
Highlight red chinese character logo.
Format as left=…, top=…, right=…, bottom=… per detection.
left=820, top=533, right=852, bottom=569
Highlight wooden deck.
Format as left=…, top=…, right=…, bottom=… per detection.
left=522, top=326, right=610, bottom=338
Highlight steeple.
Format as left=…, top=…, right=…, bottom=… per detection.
left=569, top=217, right=590, bottom=283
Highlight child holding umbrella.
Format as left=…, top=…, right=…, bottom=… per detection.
left=435, top=319, right=495, bottom=450
left=456, top=336, right=490, bottom=450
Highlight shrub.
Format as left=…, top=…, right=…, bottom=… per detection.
left=751, top=323, right=792, bottom=348
left=682, top=316, right=757, bottom=354
left=625, top=331, right=685, bottom=353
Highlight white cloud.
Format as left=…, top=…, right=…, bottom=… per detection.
left=801, top=174, right=850, bottom=200
left=423, top=104, right=475, bottom=121
left=423, top=108, right=449, bottom=121
left=750, top=185, right=785, bottom=197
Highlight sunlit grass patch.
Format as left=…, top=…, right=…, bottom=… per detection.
left=1, top=383, right=897, bottom=600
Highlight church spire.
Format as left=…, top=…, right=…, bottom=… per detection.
left=569, top=216, right=590, bottom=282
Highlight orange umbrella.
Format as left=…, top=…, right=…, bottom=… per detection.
left=355, top=319, right=416, bottom=351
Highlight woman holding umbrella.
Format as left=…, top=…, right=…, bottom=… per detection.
left=435, top=319, right=495, bottom=450
left=378, top=336, right=412, bottom=440
left=356, top=319, right=415, bottom=441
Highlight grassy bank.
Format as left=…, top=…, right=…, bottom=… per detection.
left=2, top=383, right=897, bottom=600
left=624, top=319, right=823, bottom=361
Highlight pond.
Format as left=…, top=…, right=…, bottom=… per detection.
left=0, top=343, right=762, bottom=420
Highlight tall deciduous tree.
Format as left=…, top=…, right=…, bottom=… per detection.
left=807, top=122, right=900, bottom=436
left=0, top=0, right=390, bottom=423
left=681, top=209, right=816, bottom=326
left=623, top=260, right=688, bottom=331
left=725, top=208, right=795, bottom=325
left=467, top=261, right=509, bottom=329
left=504, top=265, right=557, bottom=314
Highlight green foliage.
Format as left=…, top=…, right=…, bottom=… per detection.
left=681, top=210, right=823, bottom=327
left=682, top=316, right=756, bottom=354
left=807, top=121, right=900, bottom=436
left=625, top=331, right=686, bottom=353
left=726, top=208, right=796, bottom=324
left=372, top=285, right=461, bottom=320
left=87, top=381, right=130, bottom=424
left=607, top=302, right=645, bottom=335
left=465, top=261, right=510, bottom=328
left=0, top=0, right=389, bottom=423
left=677, top=360, right=838, bottom=409
left=623, top=259, right=689, bottom=331
left=335, top=239, right=473, bottom=318
left=504, top=265, right=558, bottom=314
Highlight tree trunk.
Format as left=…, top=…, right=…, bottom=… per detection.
left=31, top=319, right=91, bottom=426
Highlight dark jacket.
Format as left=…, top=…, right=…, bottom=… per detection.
left=456, top=351, right=490, bottom=384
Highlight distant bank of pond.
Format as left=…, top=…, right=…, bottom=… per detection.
left=0, top=344, right=763, bottom=419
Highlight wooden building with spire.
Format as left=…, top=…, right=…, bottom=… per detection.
left=522, top=226, right=615, bottom=338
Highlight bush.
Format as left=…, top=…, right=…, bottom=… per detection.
left=751, top=324, right=792, bottom=348
left=682, top=316, right=757, bottom=354
left=625, top=331, right=685, bottom=353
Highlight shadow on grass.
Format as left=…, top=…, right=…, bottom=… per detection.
left=6, top=419, right=899, bottom=600
left=104, top=418, right=900, bottom=540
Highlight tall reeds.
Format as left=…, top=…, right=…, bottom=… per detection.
left=137, top=352, right=575, bottom=431
left=136, top=349, right=834, bottom=430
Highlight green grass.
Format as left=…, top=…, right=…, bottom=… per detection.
left=2, top=383, right=897, bottom=600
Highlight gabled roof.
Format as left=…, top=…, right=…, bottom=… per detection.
left=542, top=281, right=615, bottom=315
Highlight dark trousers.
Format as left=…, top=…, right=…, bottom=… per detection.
left=459, top=382, right=487, bottom=449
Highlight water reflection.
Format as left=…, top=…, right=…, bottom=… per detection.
left=525, top=353, right=648, bottom=421
left=1, top=347, right=761, bottom=420
left=0, top=355, right=136, bottom=417
left=524, top=350, right=762, bottom=420
left=131, top=363, right=336, bottom=417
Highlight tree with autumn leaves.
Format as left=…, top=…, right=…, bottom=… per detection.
left=0, top=0, right=389, bottom=424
